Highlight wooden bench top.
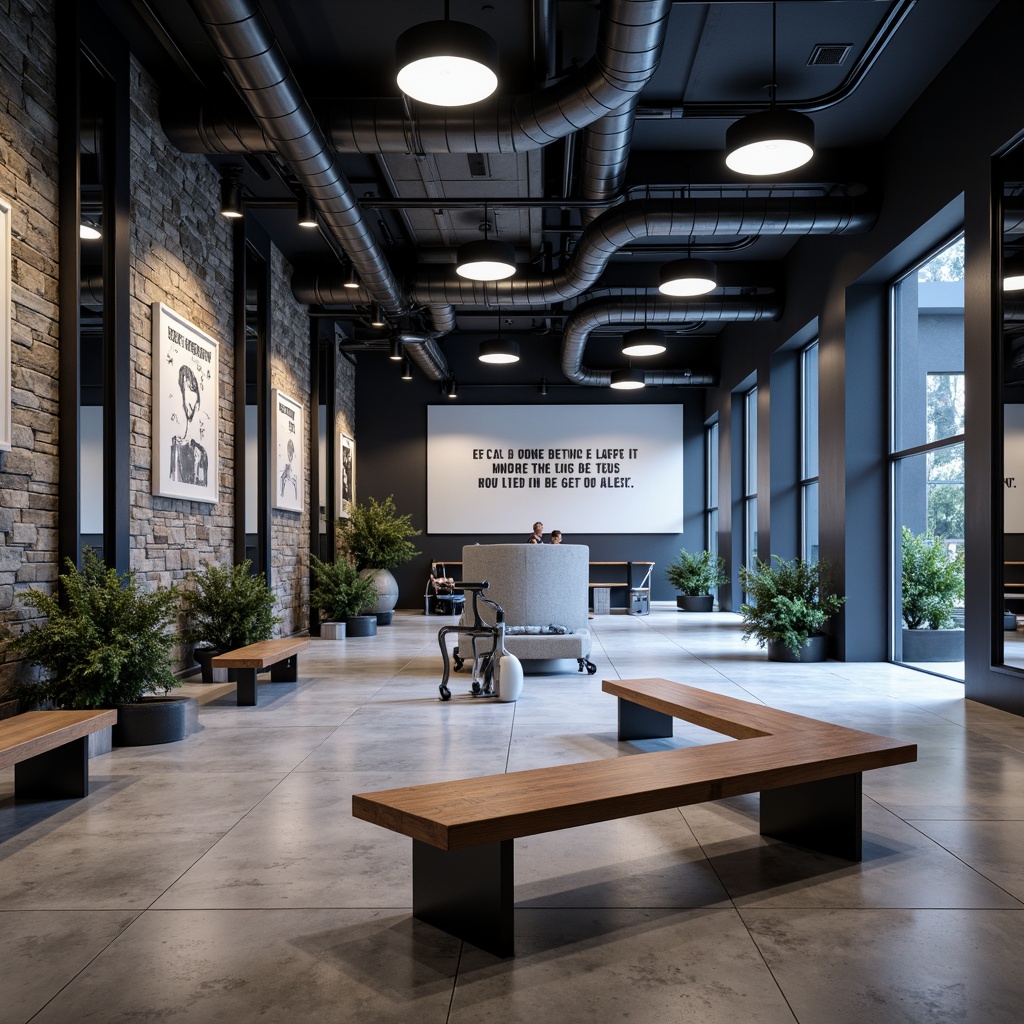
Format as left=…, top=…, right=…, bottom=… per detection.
left=212, top=638, right=311, bottom=669
left=352, top=678, right=917, bottom=852
left=0, top=710, right=118, bottom=769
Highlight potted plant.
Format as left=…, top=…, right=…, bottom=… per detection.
left=309, top=555, right=380, bottom=638
left=2, top=549, right=195, bottom=746
left=739, top=555, right=846, bottom=662
left=665, top=548, right=727, bottom=611
left=338, top=494, right=421, bottom=624
left=182, top=559, right=281, bottom=681
left=900, top=527, right=965, bottom=662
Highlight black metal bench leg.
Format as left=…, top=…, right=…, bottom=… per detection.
left=270, top=655, right=298, bottom=682
left=617, top=696, right=673, bottom=740
left=412, top=839, right=514, bottom=957
left=15, top=737, right=89, bottom=799
left=760, top=771, right=863, bottom=861
left=235, top=668, right=258, bottom=706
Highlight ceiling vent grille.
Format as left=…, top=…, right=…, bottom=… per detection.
left=808, top=44, right=851, bottom=66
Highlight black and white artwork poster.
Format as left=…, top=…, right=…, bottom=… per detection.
left=273, top=389, right=304, bottom=512
left=152, top=302, right=218, bottom=503
left=339, top=433, right=354, bottom=516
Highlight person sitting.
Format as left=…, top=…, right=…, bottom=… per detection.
left=527, top=521, right=544, bottom=543
left=550, top=530, right=562, bottom=544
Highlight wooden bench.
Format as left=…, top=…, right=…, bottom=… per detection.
left=0, top=710, right=118, bottom=799
left=352, top=677, right=917, bottom=956
left=212, top=638, right=311, bottom=706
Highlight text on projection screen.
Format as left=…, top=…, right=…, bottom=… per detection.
left=427, top=405, right=684, bottom=534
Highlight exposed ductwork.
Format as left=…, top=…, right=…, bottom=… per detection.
left=187, top=0, right=408, bottom=317
left=577, top=96, right=641, bottom=226
left=410, top=196, right=876, bottom=305
left=561, top=296, right=782, bottom=386
left=394, top=333, right=450, bottom=381
left=163, top=0, right=673, bottom=157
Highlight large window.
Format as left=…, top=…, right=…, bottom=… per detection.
left=744, top=387, right=758, bottom=573
left=801, top=342, right=819, bottom=563
left=705, top=420, right=719, bottom=559
left=890, top=236, right=965, bottom=678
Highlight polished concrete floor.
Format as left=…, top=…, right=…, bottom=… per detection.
left=3, top=607, right=1024, bottom=1023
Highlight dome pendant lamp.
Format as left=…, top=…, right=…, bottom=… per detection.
left=610, top=367, right=645, bottom=391
left=457, top=203, right=516, bottom=281
left=725, top=3, right=814, bottom=176
left=659, top=258, right=717, bottom=297
left=479, top=302, right=520, bottom=363
left=622, top=328, right=666, bottom=357
left=1004, top=253, right=1024, bottom=291
left=396, top=2, right=499, bottom=108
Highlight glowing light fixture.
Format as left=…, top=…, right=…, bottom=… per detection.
left=724, top=3, right=814, bottom=176
left=297, top=194, right=318, bottom=228
left=610, top=368, right=645, bottom=391
left=343, top=263, right=360, bottom=289
left=79, top=218, right=102, bottom=240
left=389, top=337, right=404, bottom=361
left=401, top=356, right=413, bottom=380
left=396, top=19, right=499, bottom=107
left=456, top=238, right=516, bottom=281
left=1005, top=253, right=1024, bottom=291
left=219, top=165, right=243, bottom=218
left=479, top=337, right=520, bottom=364
left=447, top=379, right=458, bottom=398
left=370, top=303, right=388, bottom=328
left=622, top=328, right=667, bottom=357
left=658, top=257, right=717, bottom=297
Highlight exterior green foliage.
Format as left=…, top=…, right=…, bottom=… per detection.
left=309, top=556, right=379, bottom=620
left=901, top=527, right=965, bottom=630
left=664, top=548, right=727, bottom=596
left=181, top=560, right=280, bottom=651
left=3, top=549, right=180, bottom=709
left=739, top=555, right=846, bottom=658
left=339, top=494, right=421, bottom=570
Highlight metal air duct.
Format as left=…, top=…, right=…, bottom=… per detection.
left=561, top=295, right=782, bottom=386
left=411, top=196, right=877, bottom=306
left=164, top=0, right=673, bottom=157
left=186, top=0, right=407, bottom=317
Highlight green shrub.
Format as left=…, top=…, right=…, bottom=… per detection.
left=339, top=495, right=421, bottom=570
left=2, top=548, right=179, bottom=709
left=739, top=555, right=846, bottom=658
left=665, top=548, right=727, bottom=596
left=181, top=560, right=280, bottom=651
left=901, top=527, right=965, bottom=630
left=309, top=556, right=379, bottom=620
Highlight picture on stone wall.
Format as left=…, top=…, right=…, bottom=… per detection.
left=0, top=195, right=11, bottom=452
left=339, top=432, right=354, bottom=517
left=273, top=389, right=304, bottom=513
left=152, top=302, right=218, bottom=503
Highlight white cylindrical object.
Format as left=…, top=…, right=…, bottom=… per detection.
left=496, top=651, right=523, bottom=702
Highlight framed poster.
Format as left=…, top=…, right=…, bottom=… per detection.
left=339, top=432, right=354, bottom=516
left=152, top=302, right=218, bottom=503
left=273, top=389, right=304, bottom=512
left=0, top=195, right=11, bottom=452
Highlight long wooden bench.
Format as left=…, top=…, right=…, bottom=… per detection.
left=0, top=710, right=118, bottom=799
left=352, top=677, right=917, bottom=956
left=212, top=638, right=311, bottom=706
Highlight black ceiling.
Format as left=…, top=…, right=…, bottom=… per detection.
left=101, top=0, right=995, bottom=383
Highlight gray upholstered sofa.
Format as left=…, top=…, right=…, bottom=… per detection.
left=459, top=543, right=595, bottom=674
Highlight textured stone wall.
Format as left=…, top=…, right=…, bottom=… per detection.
left=0, top=0, right=60, bottom=691
left=269, top=246, right=310, bottom=637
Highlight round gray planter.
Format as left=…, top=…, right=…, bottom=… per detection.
left=112, top=696, right=199, bottom=746
left=901, top=627, right=965, bottom=662
left=677, top=594, right=714, bottom=612
left=767, top=635, right=828, bottom=663
left=361, top=568, right=399, bottom=615
left=344, top=615, right=378, bottom=637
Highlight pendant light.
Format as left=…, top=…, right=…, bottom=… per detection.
left=79, top=218, right=102, bottom=240
left=389, top=337, right=404, bottom=361
left=457, top=204, right=516, bottom=281
left=447, top=379, right=458, bottom=398
left=343, top=262, right=360, bottom=289
left=297, top=194, right=318, bottom=229
left=479, top=304, right=520, bottom=363
left=725, top=3, right=814, bottom=176
left=1005, top=253, right=1024, bottom=291
left=396, top=2, right=499, bottom=107
left=219, top=164, right=243, bottom=218
left=659, top=258, right=717, bottom=297
left=401, top=357, right=413, bottom=380
left=370, top=303, right=388, bottom=328
left=622, top=329, right=666, bottom=357
left=610, top=368, right=645, bottom=390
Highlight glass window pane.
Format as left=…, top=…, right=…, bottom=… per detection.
left=745, top=388, right=757, bottom=498
left=892, top=238, right=965, bottom=452
left=802, top=342, right=818, bottom=479
left=802, top=481, right=819, bottom=564
left=745, top=496, right=757, bottom=569
left=706, top=422, right=718, bottom=508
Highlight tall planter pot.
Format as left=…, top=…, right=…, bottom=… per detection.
left=901, top=627, right=964, bottom=662
left=111, top=696, right=199, bottom=746
left=677, top=595, right=714, bottom=612
left=361, top=568, right=398, bottom=620
left=767, top=635, right=828, bottom=663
